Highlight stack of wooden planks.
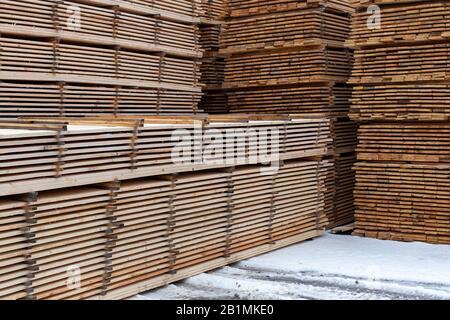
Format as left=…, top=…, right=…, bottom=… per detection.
left=0, top=198, right=29, bottom=300
left=226, top=0, right=355, bottom=16
left=198, top=1, right=228, bottom=114
left=0, top=0, right=204, bottom=116
left=0, top=115, right=332, bottom=195
left=0, top=0, right=338, bottom=301
left=350, top=83, right=450, bottom=121
left=353, top=162, right=450, bottom=244
left=349, top=0, right=450, bottom=121
left=201, top=0, right=227, bottom=20
left=223, top=46, right=352, bottom=88
left=348, top=0, right=450, bottom=48
left=0, top=83, right=203, bottom=117
left=357, top=123, right=450, bottom=163
left=220, top=0, right=356, bottom=228
left=0, top=115, right=332, bottom=300
left=227, top=84, right=353, bottom=115
left=349, top=0, right=450, bottom=244
left=221, top=8, right=352, bottom=54
left=198, top=27, right=228, bottom=113
left=0, top=188, right=115, bottom=300
left=125, top=0, right=203, bottom=17
left=0, top=36, right=199, bottom=86
left=0, top=0, right=200, bottom=52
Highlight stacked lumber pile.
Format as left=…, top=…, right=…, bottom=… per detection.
left=0, top=0, right=203, bottom=116
left=353, top=162, right=450, bottom=244
left=349, top=0, right=450, bottom=244
left=0, top=115, right=332, bottom=196
left=0, top=0, right=336, bottom=300
left=0, top=83, right=203, bottom=117
left=0, top=188, right=114, bottom=300
left=0, top=115, right=332, bottom=300
left=221, top=10, right=352, bottom=54
left=198, top=1, right=228, bottom=113
left=227, top=0, right=354, bottom=16
left=221, top=0, right=356, bottom=228
left=224, top=47, right=352, bottom=87
left=126, top=0, right=203, bottom=17
left=201, top=0, right=227, bottom=20
left=227, top=84, right=352, bottom=114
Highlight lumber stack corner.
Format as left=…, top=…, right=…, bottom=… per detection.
left=220, top=0, right=357, bottom=229
left=349, top=0, right=450, bottom=244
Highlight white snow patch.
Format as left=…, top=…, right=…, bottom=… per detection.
left=134, top=234, right=450, bottom=300
left=239, top=234, right=450, bottom=286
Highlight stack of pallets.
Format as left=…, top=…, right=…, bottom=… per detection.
left=0, top=0, right=203, bottom=116
left=221, top=0, right=356, bottom=228
left=349, top=0, right=450, bottom=244
left=0, top=115, right=332, bottom=300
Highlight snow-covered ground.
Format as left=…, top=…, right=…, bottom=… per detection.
left=134, top=233, right=450, bottom=300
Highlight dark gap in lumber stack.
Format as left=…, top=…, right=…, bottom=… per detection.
left=198, top=1, right=229, bottom=114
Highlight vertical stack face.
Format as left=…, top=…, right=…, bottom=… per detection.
left=221, top=0, right=357, bottom=228
left=349, top=0, right=450, bottom=244
left=0, top=0, right=204, bottom=116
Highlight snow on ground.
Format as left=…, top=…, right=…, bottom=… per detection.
left=133, top=233, right=450, bottom=300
